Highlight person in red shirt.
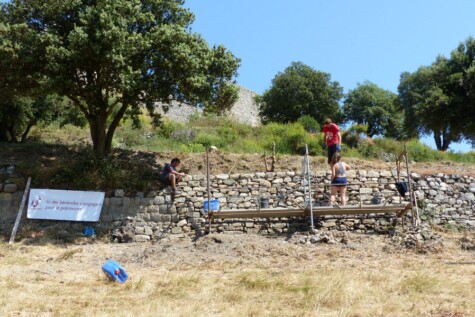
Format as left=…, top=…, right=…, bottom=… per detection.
left=322, top=118, right=342, bottom=165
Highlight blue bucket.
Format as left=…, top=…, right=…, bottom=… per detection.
left=82, top=226, right=95, bottom=237
left=102, top=259, right=128, bottom=284
left=203, top=199, right=220, bottom=212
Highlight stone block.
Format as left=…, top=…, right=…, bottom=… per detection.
left=259, top=180, right=272, bottom=187
left=177, top=219, right=187, bottom=227
left=144, top=226, right=153, bottom=235
left=115, top=189, right=125, bottom=197
left=0, top=192, right=12, bottom=201
left=380, top=171, right=392, bottom=178
left=110, top=197, right=123, bottom=206
left=122, top=197, right=131, bottom=207
left=3, top=184, right=17, bottom=193
left=161, top=215, right=172, bottom=222
left=135, top=235, right=150, bottom=242
left=463, top=193, right=475, bottom=201
left=360, top=188, right=373, bottom=194
left=140, top=198, right=153, bottom=206
left=223, top=179, right=236, bottom=186
left=153, top=196, right=165, bottom=205
left=171, top=227, right=182, bottom=234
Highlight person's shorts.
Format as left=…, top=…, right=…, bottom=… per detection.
left=159, top=174, right=170, bottom=184
left=331, top=177, right=347, bottom=186
left=327, top=144, right=341, bottom=164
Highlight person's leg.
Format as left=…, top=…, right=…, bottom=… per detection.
left=340, top=186, right=347, bottom=206
left=330, top=186, right=338, bottom=205
left=168, top=174, right=176, bottom=189
left=327, top=144, right=337, bottom=166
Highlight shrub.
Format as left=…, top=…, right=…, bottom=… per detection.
left=297, top=115, right=321, bottom=133
left=157, top=120, right=185, bottom=138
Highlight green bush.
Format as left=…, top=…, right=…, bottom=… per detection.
left=297, top=115, right=321, bottom=133
left=180, top=143, right=206, bottom=153
left=157, top=120, right=185, bottom=138
left=406, top=140, right=444, bottom=162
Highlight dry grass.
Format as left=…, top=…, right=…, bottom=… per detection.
left=1, top=233, right=474, bottom=317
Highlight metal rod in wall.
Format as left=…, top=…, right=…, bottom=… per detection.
left=302, top=153, right=307, bottom=207
left=305, top=145, right=314, bottom=230
left=206, top=147, right=211, bottom=232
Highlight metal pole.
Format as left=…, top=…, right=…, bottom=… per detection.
left=404, top=144, right=418, bottom=226
left=305, top=145, right=314, bottom=230
left=206, top=147, right=211, bottom=232
left=9, top=177, right=31, bottom=244
left=302, top=154, right=307, bottom=207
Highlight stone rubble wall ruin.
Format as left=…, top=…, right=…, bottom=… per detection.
left=1, top=164, right=474, bottom=241
left=154, top=86, right=261, bottom=126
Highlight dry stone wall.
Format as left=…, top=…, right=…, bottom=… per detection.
left=1, top=166, right=475, bottom=240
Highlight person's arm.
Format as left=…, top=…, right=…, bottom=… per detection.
left=345, top=163, right=351, bottom=171
left=167, top=166, right=186, bottom=177
left=337, top=131, right=342, bottom=145
left=331, top=165, right=336, bottom=180
left=172, top=170, right=186, bottom=177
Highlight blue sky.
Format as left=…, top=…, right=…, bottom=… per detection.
left=186, top=0, right=475, bottom=152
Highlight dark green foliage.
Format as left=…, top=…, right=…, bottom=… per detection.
left=343, top=81, right=404, bottom=138
left=1, top=0, right=240, bottom=155
left=258, top=62, right=344, bottom=124
left=341, top=124, right=368, bottom=148
left=297, top=115, right=321, bottom=133
left=0, top=95, right=59, bottom=142
left=398, top=37, right=475, bottom=151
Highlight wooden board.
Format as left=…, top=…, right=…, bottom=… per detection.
left=209, top=203, right=410, bottom=220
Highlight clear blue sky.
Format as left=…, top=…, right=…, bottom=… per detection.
left=186, top=0, right=475, bottom=152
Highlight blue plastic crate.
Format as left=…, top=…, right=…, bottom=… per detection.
left=102, top=259, right=128, bottom=284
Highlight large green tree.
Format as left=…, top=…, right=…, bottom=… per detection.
left=1, top=0, right=240, bottom=155
left=258, top=62, right=344, bottom=124
left=448, top=37, right=475, bottom=147
left=343, top=81, right=403, bottom=138
left=398, top=38, right=475, bottom=151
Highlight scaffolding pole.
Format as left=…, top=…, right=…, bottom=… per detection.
left=305, top=145, right=314, bottom=230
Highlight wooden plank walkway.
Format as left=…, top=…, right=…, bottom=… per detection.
left=209, top=203, right=411, bottom=220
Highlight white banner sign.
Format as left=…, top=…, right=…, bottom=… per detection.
left=27, top=189, right=105, bottom=222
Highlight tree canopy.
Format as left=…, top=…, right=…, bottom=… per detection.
left=0, top=0, right=240, bottom=154
left=258, top=62, right=344, bottom=125
left=343, top=81, right=403, bottom=138
left=398, top=37, right=475, bottom=151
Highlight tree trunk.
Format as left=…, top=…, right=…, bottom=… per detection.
left=434, top=130, right=450, bottom=151
left=0, top=126, right=8, bottom=142
left=20, top=122, right=35, bottom=143
left=434, top=131, right=442, bottom=150
left=105, top=103, right=129, bottom=154
left=7, top=124, right=18, bottom=143
left=89, top=115, right=108, bottom=156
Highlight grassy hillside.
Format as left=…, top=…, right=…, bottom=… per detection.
left=27, top=113, right=475, bottom=162
left=2, top=113, right=474, bottom=192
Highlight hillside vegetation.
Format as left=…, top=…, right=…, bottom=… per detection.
left=30, top=113, right=475, bottom=161
left=1, top=114, right=474, bottom=192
